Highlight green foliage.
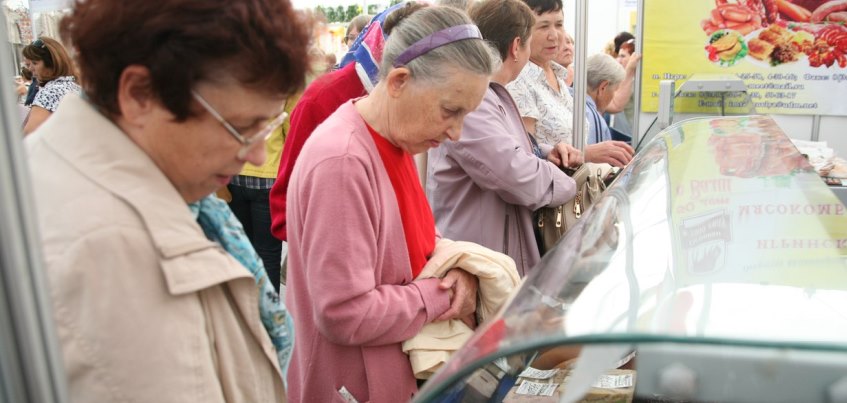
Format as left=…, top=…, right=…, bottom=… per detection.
left=367, top=4, right=379, bottom=14
left=345, top=5, right=360, bottom=22
left=390, top=0, right=402, bottom=5
left=324, top=6, right=336, bottom=22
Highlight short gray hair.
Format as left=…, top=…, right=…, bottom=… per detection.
left=586, top=53, right=625, bottom=91
left=380, top=6, right=496, bottom=82
left=436, top=0, right=471, bottom=10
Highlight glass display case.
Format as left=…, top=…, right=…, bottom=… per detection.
left=415, top=115, right=847, bottom=403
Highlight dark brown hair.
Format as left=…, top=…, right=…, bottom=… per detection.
left=613, top=31, right=635, bottom=55
left=60, top=0, right=311, bottom=121
left=20, top=66, right=33, bottom=81
left=522, top=0, right=562, bottom=15
left=22, top=37, right=76, bottom=84
left=470, top=0, right=535, bottom=61
left=619, top=39, right=635, bottom=56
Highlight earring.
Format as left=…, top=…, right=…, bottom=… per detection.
left=514, top=58, right=518, bottom=63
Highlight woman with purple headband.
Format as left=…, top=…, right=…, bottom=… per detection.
left=285, top=6, right=495, bottom=402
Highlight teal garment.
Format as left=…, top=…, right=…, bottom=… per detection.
left=188, top=195, right=293, bottom=383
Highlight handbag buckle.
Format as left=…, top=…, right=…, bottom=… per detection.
left=555, top=207, right=563, bottom=228
left=574, top=193, right=583, bottom=218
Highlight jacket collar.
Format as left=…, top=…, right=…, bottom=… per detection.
left=39, top=94, right=251, bottom=293
left=488, top=81, right=512, bottom=103
left=586, top=94, right=598, bottom=110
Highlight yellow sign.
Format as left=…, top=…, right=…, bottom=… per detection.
left=642, top=0, right=847, bottom=115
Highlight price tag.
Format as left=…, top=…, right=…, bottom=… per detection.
left=540, top=295, right=563, bottom=309
left=592, top=374, right=634, bottom=389
left=337, top=386, right=359, bottom=403
left=515, top=381, right=558, bottom=396
left=519, top=367, right=559, bottom=380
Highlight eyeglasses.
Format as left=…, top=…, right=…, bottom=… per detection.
left=32, top=38, right=44, bottom=48
left=191, top=90, right=288, bottom=160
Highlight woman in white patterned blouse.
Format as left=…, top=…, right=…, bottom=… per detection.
left=506, top=0, right=634, bottom=167
left=22, top=37, right=81, bottom=135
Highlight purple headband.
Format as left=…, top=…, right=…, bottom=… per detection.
left=392, top=24, right=483, bottom=67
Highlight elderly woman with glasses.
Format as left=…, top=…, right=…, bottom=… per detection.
left=21, top=36, right=79, bottom=134
left=285, top=6, right=495, bottom=402
left=25, top=0, right=309, bottom=401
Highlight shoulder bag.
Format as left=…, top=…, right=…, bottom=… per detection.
left=534, top=162, right=614, bottom=255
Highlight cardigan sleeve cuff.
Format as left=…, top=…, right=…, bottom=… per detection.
left=411, top=278, right=451, bottom=323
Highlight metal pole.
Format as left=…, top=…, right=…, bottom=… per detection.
left=633, top=0, right=645, bottom=148
left=811, top=115, right=821, bottom=141
left=0, top=15, right=69, bottom=403
left=571, top=0, right=588, bottom=152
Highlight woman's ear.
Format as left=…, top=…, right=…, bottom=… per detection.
left=385, top=66, right=411, bottom=98
left=116, top=65, right=157, bottom=126
left=509, top=37, right=522, bottom=61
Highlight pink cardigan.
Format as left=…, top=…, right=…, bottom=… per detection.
left=286, top=101, right=451, bottom=402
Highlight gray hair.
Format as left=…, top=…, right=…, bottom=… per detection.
left=380, top=6, right=496, bottom=82
left=436, top=0, right=471, bottom=10
left=586, top=53, right=625, bottom=91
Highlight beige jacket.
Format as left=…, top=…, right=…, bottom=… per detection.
left=402, top=239, right=520, bottom=379
left=26, top=94, right=285, bottom=402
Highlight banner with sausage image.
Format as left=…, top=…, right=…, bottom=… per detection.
left=641, top=0, right=847, bottom=116
left=661, top=116, right=847, bottom=289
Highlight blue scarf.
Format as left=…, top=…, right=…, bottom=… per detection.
left=188, top=195, right=294, bottom=383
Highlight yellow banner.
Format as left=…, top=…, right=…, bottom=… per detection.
left=642, top=0, right=847, bottom=115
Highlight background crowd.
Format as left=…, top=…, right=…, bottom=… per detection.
left=16, top=0, right=641, bottom=401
